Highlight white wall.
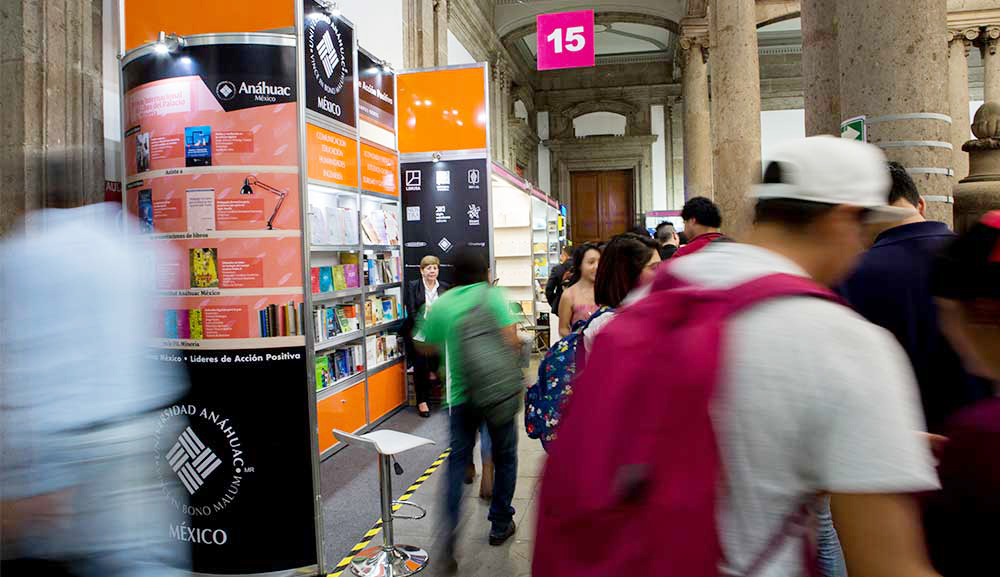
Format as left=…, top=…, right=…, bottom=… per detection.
left=341, top=0, right=404, bottom=66
left=760, top=109, right=806, bottom=163
left=448, top=30, right=477, bottom=65
left=573, top=112, right=626, bottom=138
left=650, top=104, right=667, bottom=210
left=538, top=111, right=551, bottom=193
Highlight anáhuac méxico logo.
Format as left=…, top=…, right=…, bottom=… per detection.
left=154, top=404, right=253, bottom=520
left=306, top=9, right=348, bottom=116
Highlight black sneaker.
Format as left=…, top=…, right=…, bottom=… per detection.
left=488, top=521, right=516, bottom=546
left=441, top=538, right=458, bottom=574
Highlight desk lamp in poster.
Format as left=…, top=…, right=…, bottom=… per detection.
left=401, top=158, right=490, bottom=287
left=303, top=0, right=356, bottom=128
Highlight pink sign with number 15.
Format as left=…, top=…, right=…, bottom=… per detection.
left=536, top=10, right=595, bottom=71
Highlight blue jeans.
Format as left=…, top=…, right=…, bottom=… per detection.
left=817, top=497, right=848, bottom=577
left=446, top=404, right=518, bottom=536
left=479, top=422, right=491, bottom=463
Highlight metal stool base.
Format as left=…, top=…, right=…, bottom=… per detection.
left=350, top=544, right=429, bottom=577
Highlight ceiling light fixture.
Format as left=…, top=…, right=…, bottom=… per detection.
left=154, top=31, right=186, bottom=55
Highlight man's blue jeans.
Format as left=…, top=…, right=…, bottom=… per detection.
left=445, top=404, right=518, bottom=537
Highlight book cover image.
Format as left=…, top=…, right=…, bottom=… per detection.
left=344, top=264, right=359, bottom=288
left=184, top=125, right=212, bottom=167
left=311, top=268, right=321, bottom=294
left=138, top=189, right=154, bottom=233
left=318, top=267, right=334, bottom=292
left=381, top=299, right=393, bottom=321
left=164, top=310, right=179, bottom=338
left=189, top=309, right=204, bottom=339
left=315, top=356, right=331, bottom=391
left=186, top=189, right=216, bottom=232
left=189, top=248, right=219, bottom=288
left=136, top=132, right=151, bottom=173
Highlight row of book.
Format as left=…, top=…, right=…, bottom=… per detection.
left=361, top=209, right=400, bottom=245
left=366, top=333, right=401, bottom=368
left=164, top=309, right=204, bottom=339
left=259, top=302, right=306, bottom=337
left=365, top=295, right=401, bottom=327
left=315, top=345, right=364, bottom=391
left=311, top=264, right=361, bottom=293
left=314, top=303, right=361, bottom=342
left=364, top=255, right=401, bottom=286
left=309, top=205, right=360, bottom=246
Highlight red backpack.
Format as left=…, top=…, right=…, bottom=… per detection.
left=533, top=269, right=838, bottom=577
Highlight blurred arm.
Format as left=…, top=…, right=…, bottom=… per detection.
left=831, top=493, right=941, bottom=577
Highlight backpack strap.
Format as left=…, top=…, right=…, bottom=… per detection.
left=741, top=498, right=821, bottom=577
left=719, top=273, right=844, bottom=315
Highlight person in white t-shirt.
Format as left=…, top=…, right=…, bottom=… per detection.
left=662, top=137, right=941, bottom=577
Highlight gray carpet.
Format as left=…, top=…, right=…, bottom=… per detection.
left=319, top=405, right=450, bottom=571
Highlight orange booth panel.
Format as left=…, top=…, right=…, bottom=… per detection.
left=124, top=0, right=294, bottom=51
left=307, top=124, right=359, bottom=188
left=360, top=142, right=399, bottom=197
left=396, top=67, right=488, bottom=154
left=317, top=382, right=367, bottom=453
left=368, top=363, right=406, bottom=423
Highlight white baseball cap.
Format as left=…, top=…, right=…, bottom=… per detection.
left=752, top=135, right=916, bottom=222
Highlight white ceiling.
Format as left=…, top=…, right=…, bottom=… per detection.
left=522, top=21, right=672, bottom=56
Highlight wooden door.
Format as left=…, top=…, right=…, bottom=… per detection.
left=570, top=169, right=633, bottom=242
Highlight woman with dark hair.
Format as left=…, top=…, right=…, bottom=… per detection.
left=582, top=232, right=661, bottom=353
left=557, top=243, right=602, bottom=337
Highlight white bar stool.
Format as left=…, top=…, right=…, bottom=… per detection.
left=333, top=429, right=436, bottom=577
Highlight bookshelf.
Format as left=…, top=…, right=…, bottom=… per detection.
left=304, top=54, right=408, bottom=458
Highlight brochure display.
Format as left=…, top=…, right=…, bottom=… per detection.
left=121, top=35, right=317, bottom=576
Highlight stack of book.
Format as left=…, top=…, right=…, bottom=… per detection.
left=311, top=262, right=361, bottom=294
left=362, top=254, right=401, bottom=285
left=314, top=303, right=361, bottom=341
left=364, top=294, right=401, bottom=327
left=163, top=309, right=204, bottom=339
left=259, top=302, right=306, bottom=338
left=314, top=344, right=364, bottom=391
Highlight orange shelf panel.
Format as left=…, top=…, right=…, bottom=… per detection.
left=367, top=363, right=406, bottom=423
left=317, top=382, right=367, bottom=453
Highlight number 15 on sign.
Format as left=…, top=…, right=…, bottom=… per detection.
left=537, top=10, right=595, bottom=71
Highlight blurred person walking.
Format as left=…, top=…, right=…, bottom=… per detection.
left=535, top=136, right=942, bottom=577
left=417, top=248, right=522, bottom=571
left=672, top=196, right=724, bottom=258
left=402, top=255, right=451, bottom=418
left=838, top=162, right=991, bottom=432
left=0, top=198, right=189, bottom=577
left=557, top=243, right=601, bottom=337
left=923, top=212, right=1000, bottom=576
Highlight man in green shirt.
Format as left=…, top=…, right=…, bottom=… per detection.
left=418, top=248, right=521, bottom=566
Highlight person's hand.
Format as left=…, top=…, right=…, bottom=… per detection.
left=1, top=490, right=74, bottom=541
left=924, top=433, right=949, bottom=464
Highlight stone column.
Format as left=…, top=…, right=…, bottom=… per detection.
left=403, top=0, right=439, bottom=67
left=839, top=0, right=952, bottom=225
left=680, top=28, right=714, bottom=200
left=801, top=0, right=841, bottom=136
left=664, top=101, right=675, bottom=205
left=982, top=26, right=1000, bottom=103
left=1, top=0, right=105, bottom=235
left=433, top=0, right=448, bottom=67
left=949, top=29, right=978, bottom=182
left=709, top=0, right=761, bottom=237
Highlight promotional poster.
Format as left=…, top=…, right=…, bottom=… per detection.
left=401, top=158, right=490, bottom=287
left=357, top=50, right=394, bottom=133
left=303, top=0, right=357, bottom=128
left=122, top=39, right=317, bottom=575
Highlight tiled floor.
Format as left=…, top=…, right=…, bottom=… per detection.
left=389, top=415, right=545, bottom=577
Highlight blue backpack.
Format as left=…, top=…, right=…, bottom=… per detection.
left=525, top=307, right=612, bottom=448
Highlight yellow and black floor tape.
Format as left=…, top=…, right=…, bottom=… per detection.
left=328, top=448, right=452, bottom=577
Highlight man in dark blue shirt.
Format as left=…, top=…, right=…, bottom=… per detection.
left=838, top=162, right=992, bottom=432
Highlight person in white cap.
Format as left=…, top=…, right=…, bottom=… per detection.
left=659, top=136, right=941, bottom=577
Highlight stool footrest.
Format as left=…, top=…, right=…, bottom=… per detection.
left=391, top=500, right=426, bottom=520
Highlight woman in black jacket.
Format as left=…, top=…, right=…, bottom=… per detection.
left=402, top=255, right=450, bottom=417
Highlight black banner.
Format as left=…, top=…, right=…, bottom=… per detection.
left=154, top=347, right=316, bottom=574
left=358, top=50, right=395, bottom=132
left=401, top=158, right=490, bottom=287
left=303, top=0, right=357, bottom=127
left=123, top=43, right=297, bottom=112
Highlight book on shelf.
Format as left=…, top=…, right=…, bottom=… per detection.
left=364, top=299, right=374, bottom=326
left=343, top=304, right=359, bottom=331
left=332, top=266, right=348, bottom=291
left=309, top=204, right=328, bottom=245
left=315, top=356, right=331, bottom=390
left=310, top=268, right=321, bottom=294
left=318, top=267, right=333, bottom=292
left=381, top=298, right=393, bottom=321
left=366, top=335, right=378, bottom=367
left=384, top=211, right=399, bottom=244
left=344, top=264, right=359, bottom=288
left=334, top=306, right=350, bottom=334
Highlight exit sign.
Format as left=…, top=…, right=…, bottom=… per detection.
left=536, top=10, right=595, bottom=71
